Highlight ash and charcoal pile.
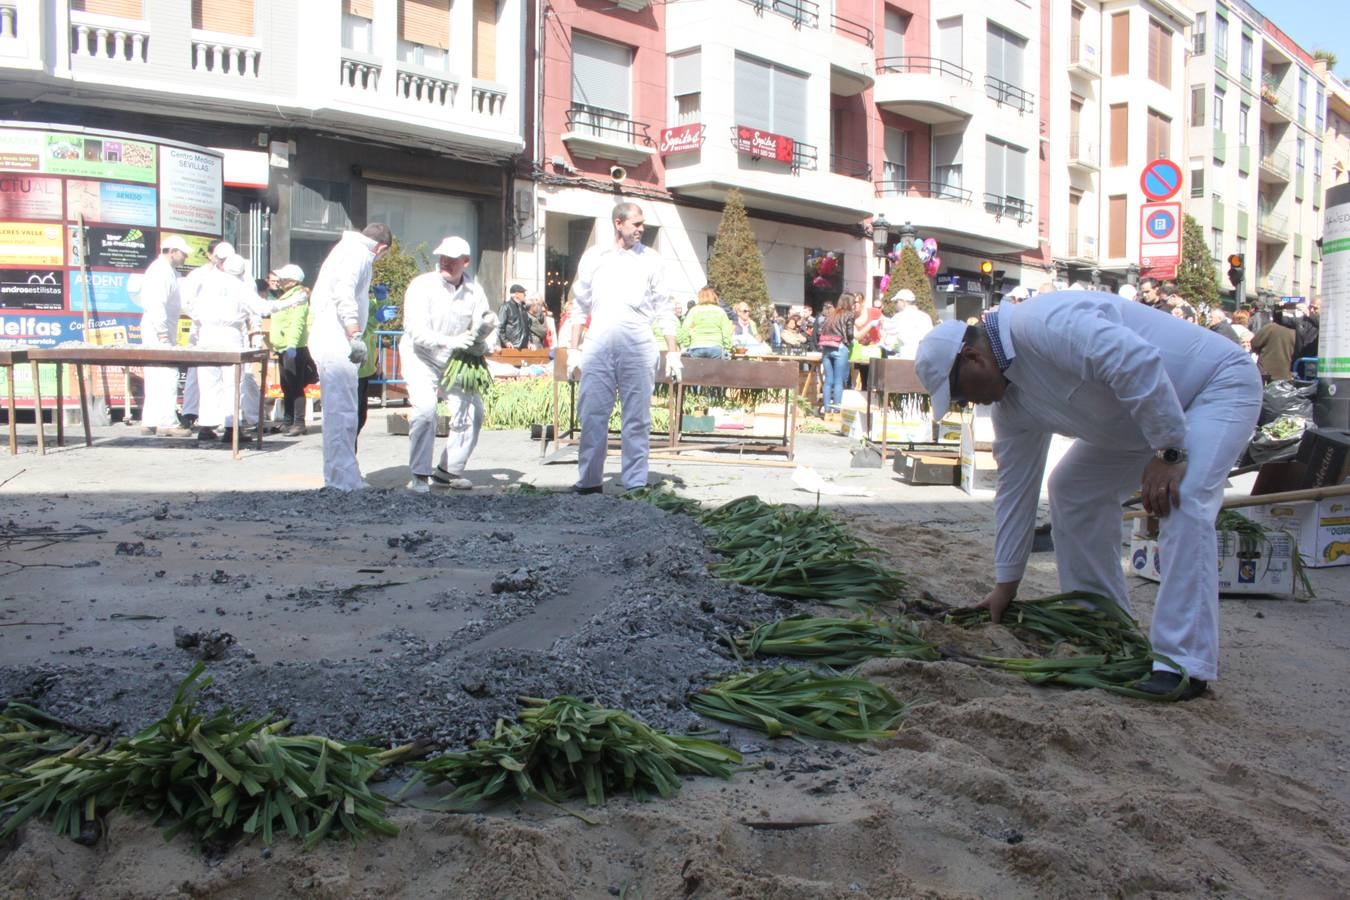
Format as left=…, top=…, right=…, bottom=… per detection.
left=0, top=489, right=792, bottom=751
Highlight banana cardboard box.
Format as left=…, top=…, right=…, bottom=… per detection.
left=1248, top=498, right=1350, bottom=569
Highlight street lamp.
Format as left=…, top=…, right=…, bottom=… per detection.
left=1090, top=267, right=1102, bottom=289
left=1126, top=263, right=1140, bottom=286
left=897, top=220, right=918, bottom=243
left=871, top=215, right=891, bottom=257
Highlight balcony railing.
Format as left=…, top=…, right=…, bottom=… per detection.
left=984, top=193, right=1033, bottom=224
left=397, top=67, right=457, bottom=107
left=874, top=180, right=972, bottom=203
left=567, top=106, right=653, bottom=147
left=191, top=35, right=261, bottom=78
left=875, top=55, right=972, bottom=86
left=1259, top=272, right=1287, bottom=292
left=1259, top=149, right=1291, bottom=178
left=1, top=4, right=16, bottom=40
left=831, top=13, right=873, bottom=47
left=1068, top=40, right=1099, bottom=75
left=829, top=152, right=871, bottom=180
left=1068, top=133, right=1098, bottom=167
left=1257, top=205, right=1289, bottom=239
left=70, top=15, right=149, bottom=64
left=737, top=0, right=819, bottom=30
left=985, top=75, right=1034, bottom=113
left=1192, top=34, right=1206, bottom=54
left=339, top=53, right=381, bottom=92
left=472, top=83, right=508, bottom=117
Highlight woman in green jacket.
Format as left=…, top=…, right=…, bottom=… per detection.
left=677, top=286, right=734, bottom=359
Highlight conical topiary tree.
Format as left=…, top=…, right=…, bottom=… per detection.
left=1176, top=213, right=1221, bottom=310
left=707, top=189, right=771, bottom=327
left=881, top=242, right=937, bottom=323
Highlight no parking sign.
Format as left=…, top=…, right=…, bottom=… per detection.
left=1139, top=201, right=1182, bottom=279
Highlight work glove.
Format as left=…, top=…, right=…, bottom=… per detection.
left=664, top=351, right=683, bottom=383
left=444, top=332, right=475, bottom=352
left=348, top=336, right=368, bottom=366
left=566, top=347, right=584, bottom=380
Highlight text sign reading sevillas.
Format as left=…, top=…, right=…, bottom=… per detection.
left=659, top=124, right=705, bottom=155
left=159, top=145, right=223, bottom=233
left=733, top=126, right=795, bottom=163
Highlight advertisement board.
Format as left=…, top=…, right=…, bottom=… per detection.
left=0, top=221, right=64, bottom=265
left=160, top=145, right=223, bottom=233
left=67, top=270, right=143, bottom=314
left=732, top=125, right=795, bottom=163
left=68, top=225, right=156, bottom=270
left=65, top=178, right=158, bottom=226
left=0, top=269, right=64, bottom=310
left=0, top=174, right=63, bottom=219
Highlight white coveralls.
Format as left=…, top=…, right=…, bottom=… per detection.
left=194, top=272, right=300, bottom=428
left=136, top=254, right=182, bottom=429
left=988, top=293, right=1261, bottom=681
left=399, top=270, right=491, bottom=479
left=308, top=231, right=377, bottom=491
left=177, top=261, right=217, bottom=419
left=572, top=242, right=676, bottom=491
left=892, top=306, right=934, bottom=360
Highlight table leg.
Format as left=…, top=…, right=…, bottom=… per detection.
left=76, top=364, right=91, bottom=447
left=256, top=357, right=267, bottom=450
left=5, top=364, right=15, bottom=456
left=788, top=388, right=797, bottom=460
left=232, top=363, right=242, bottom=460
left=123, top=368, right=130, bottom=424
left=671, top=381, right=684, bottom=449
left=30, top=361, right=45, bottom=456
left=54, top=363, right=64, bottom=447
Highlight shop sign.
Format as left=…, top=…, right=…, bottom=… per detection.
left=0, top=269, right=64, bottom=311
left=0, top=175, right=63, bottom=220
left=159, top=145, right=223, bottom=233
left=659, top=124, right=705, bottom=155
left=733, top=125, right=794, bottom=163
left=0, top=312, right=140, bottom=349
left=69, top=225, right=156, bottom=270
left=68, top=270, right=142, bottom=314
left=66, top=179, right=158, bottom=227
left=0, top=221, right=64, bottom=265
left=0, top=128, right=158, bottom=183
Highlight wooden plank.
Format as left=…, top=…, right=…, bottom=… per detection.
left=677, top=357, right=799, bottom=390
left=866, top=358, right=925, bottom=395
left=28, top=347, right=268, bottom=367
left=1123, top=482, right=1350, bottom=520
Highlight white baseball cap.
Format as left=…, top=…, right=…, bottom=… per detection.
left=895, top=288, right=916, bottom=303
left=1116, top=284, right=1138, bottom=301
left=1007, top=285, right=1031, bottom=301
left=433, top=236, right=471, bottom=259
left=212, top=241, right=235, bottom=260
left=914, top=319, right=972, bottom=415
left=223, top=255, right=246, bottom=277
left=274, top=264, right=304, bottom=282
left=161, top=236, right=191, bottom=254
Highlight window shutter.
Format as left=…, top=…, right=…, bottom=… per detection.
left=473, top=0, right=496, bottom=80
left=1109, top=104, right=1128, bottom=167
left=986, top=25, right=1004, bottom=83
left=1005, top=144, right=1026, bottom=200
left=884, top=127, right=906, bottom=169
left=572, top=33, right=631, bottom=114
left=72, top=0, right=143, bottom=18
left=343, top=0, right=374, bottom=18
left=671, top=50, right=700, bottom=97
left=1158, top=24, right=1171, bottom=87
left=400, top=0, right=450, bottom=50
left=734, top=55, right=772, bottom=131
left=1108, top=196, right=1127, bottom=258
left=884, top=9, right=907, bottom=59
left=1111, top=13, right=1129, bottom=76
left=773, top=66, right=807, bottom=141
left=985, top=139, right=1005, bottom=196
left=192, top=0, right=255, bottom=35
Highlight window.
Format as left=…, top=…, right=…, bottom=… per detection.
left=1298, top=72, right=1308, bottom=121
left=1109, top=104, right=1128, bottom=166
left=1070, top=5, right=1083, bottom=61
left=1316, top=87, right=1325, bottom=131
left=1311, top=260, right=1319, bottom=290
left=883, top=6, right=908, bottom=60
left=1067, top=189, right=1082, bottom=255
left=573, top=32, right=634, bottom=136
left=734, top=54, right=808, bottom=142
left=1215, top=12, right=1228, bottom=62
left=1191, top=167, right=1205, bottom=198
left=1314, top=147, right=1323, bottom=183
left=1240, top=32, right=1252, bottom=79
left=671, top=50, right=701, bottom=125
left=883, top=126, right=907, bottom=186
left=1236, top=236, right=1246, bottom=260
left=1213, top=87, right=1225, bottom=129
left=937, top=17, right=963, bottom=70
left=193, top=0, right=254, bottom=35
left=367, top=184, right=477, bottom=269
left=1147, top=19, right=1172, bottom=88
left=1191, top=86, right=1206, bottom=127
left=932, top=131, right=963, bottom=194
left=1147, top=109, right=1171, bottom=160
left=1108, top=195, right=1126, bottom=258
left=1193, top=12, right=1206, bottom=54
left=398, top=0, right=450, bottom=67
left=985, top=137, right=1027, bottom=208
left=1111, top=13, right=1129, bottom=76
left=986, top=22, right=1028, bottom=102
left=473, top=0, right=496, bottom=81
left=1212, top=228, right=1223, bottom=262
left=1239, top=104, right=1250, bottom=147
left=1296, top=135, right=1305, bottom=171
left=342, top=0, right=373, bottom=53
left=71, top=0, right=143, bottom=16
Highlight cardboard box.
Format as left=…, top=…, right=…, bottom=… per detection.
left=894, top=449, right=960, bottom=485
left=1247, top=498, right=1350, bottom=568
left=959, top=420, right=998, bottom=494
left=386, top=412, right=448, bottom=437
left=841, top=409, right=931, bottom=443
left=1128, top=530, right=1297, bottom=597
left=936, top=418, right=963, bottom=444
left=682, top=415, right=715, bottom=433
left=1296, top=427, right=1350, bottom=488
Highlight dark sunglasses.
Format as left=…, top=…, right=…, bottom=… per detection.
left=948, top=325, right=978, bottom=405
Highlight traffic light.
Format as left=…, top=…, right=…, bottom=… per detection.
left=979, top=260, right=994, bottom=290
left=1226, top=253, right=1244, bottom=288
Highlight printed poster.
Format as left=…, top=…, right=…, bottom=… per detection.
left=0, top=129, right=42, bottom=172
left=68, top=225, right=156, bottom=270
left=0, top=269, right=64, bottom=311
left=0, top=221, right=64, bottom=265
left=40, top=131, right=157, bottom=183
left=66, top=179, right=157, bottom=226
left=161, top=231, right=215, bottom=268
left=68, top=270, right=143, bottom=314
left=0, top=174, right=63, bottom=220
left=159, top=145, right=223, bottom=233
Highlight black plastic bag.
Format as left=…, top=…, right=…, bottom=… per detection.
left=1246, top=433, right=1302, bottom=466
left=1259, top=380, right=1314, bottom=426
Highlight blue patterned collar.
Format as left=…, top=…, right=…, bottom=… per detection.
left=981, top=309, right=1012, bottom=373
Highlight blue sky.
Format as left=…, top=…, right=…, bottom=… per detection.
left=1255, top=0, right=1349, bottom=76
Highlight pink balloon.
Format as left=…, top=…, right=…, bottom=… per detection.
left=925, top=259, right=939, bottom=277
left=931, top=255, right=942, bottom=270
left=879, top=275, right=890, bottom=292
left=812, top=275, right=829, bottom=288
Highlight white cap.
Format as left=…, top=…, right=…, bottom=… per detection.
left=432, top=236, right=471, bottom=259
left=1116, top=284, right=1138, bottom=301
left=895, top=288, right=916, bottom=304
left=212, top=241, right=235, bottom=260
left=223, top=255, right=246, bottom=277
left=161, top=236, right=191, bottom=254
left=914, top=319, right=971, bottom=415
left=1007, top=285, right=1031, bottom=301
left=274, top=264, right=304, bottom=283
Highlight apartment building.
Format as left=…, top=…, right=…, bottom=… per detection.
left=1184, top=0, right=1326, bottom=303
left=0, top=0, right=525, bottom=295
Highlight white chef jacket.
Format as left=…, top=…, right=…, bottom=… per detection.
left=892, top=306, right=934, bottom=360
left=137, top=254, right=180, bottom=343
left=308, top=230, right=378, bottom=355
left=989, top=292, right=1255, bottom=583
left=400, top=270, right=491, bottom=369
left=571, top=242, right=676, bottom=340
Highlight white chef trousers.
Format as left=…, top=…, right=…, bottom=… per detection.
left=138, top=333, right=180, bottom=429
left=576, top=331, right=658, bottom=491
left=181, top=368, right=200, bottom=418
left=1047, top=362, right=1261, bottom=681
left=315, top=350, right=364, bottom=491
left=195, top=326, right=258, bottom=428
left=404, top=351, right=482, bottom=477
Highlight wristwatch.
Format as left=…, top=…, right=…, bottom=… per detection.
left=1156, top=447, right=1188, bottom=464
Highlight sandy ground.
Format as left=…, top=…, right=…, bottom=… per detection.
left=0, top=414, right=1347, bottom=899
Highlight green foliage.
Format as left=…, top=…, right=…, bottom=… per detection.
left=1176, top=214, right=1220, bottom=310
left=881, top=243, right=937, bottom=322
left=371, top=240, right=431, bottom=330
left=707, top=189, right=771, bottom=327
left=1314, top=49, right=1337, bottom=72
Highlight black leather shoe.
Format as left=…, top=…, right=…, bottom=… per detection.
left=1134, top=670, right=1208, bottom=701
left=573, top=485, right=603, bottom=495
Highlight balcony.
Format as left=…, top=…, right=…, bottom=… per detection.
left=1067, top=41, right=1100, bottom=79
left=1258, top=148, right=1291, bottom=182
left=1258, top=272, right=1287, bottom=293
left=1256, top=205, right=1290, bottom=243
left=874, top=179, right=972, bottom=203
left=873, top=57, right=976, bottom=124
left=985, top=76, right=1035, bottom=115
left=1259, top=76, right=1294, bottom=123
left=737, top=0, right=819, bottom=30
left=69, top=11, right=149, bottom=65
left=829, top=152, right=871, bottom=181
left=191, top=32, right=261, bottom=79
left=873, top=179, right=1035, bottom=252
left=561, top=106, right=656, bottom=166
left=1068, top=133, right=1099, bottom=171
left=830, top=12, right=872, bottom=47
left=984, top=193, right=1033, bottom=224
left=1063, top=229, right=1096, bottom=261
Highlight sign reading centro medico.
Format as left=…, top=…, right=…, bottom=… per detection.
left=0, top=121, right=223, bottom=403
